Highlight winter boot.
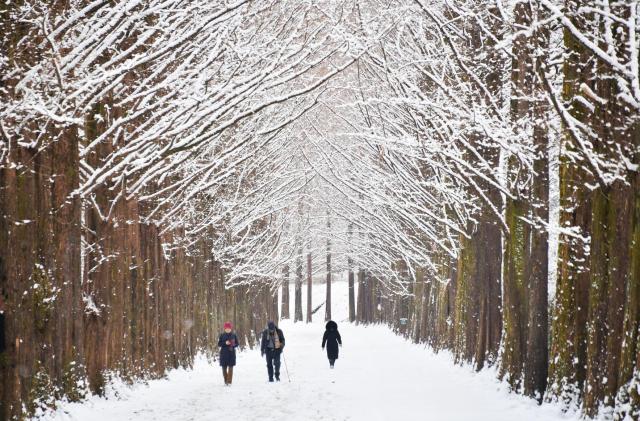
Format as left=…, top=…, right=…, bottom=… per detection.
left=227, top=367, right=233, bottom=385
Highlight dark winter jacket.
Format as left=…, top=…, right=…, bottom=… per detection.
left=322, top=321, right=342, bottom=360
left=260, top=327, right=285, bottom=355
left=218, top=332, right=239, bottom=366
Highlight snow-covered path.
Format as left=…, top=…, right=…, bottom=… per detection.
left=42, top=283, right=576, bottom=421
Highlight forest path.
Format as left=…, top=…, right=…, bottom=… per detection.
left=42, top=281, right=575, bottom=421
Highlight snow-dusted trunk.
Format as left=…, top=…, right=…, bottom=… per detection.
left=582, top=10, right=637, bottom=416
left=325, top=216, right=332, bottom=322
left=294, top=199, right=303, bottom=323
left=270, top=285, right=279, bottom=323
left=356, top=269, right=365, bottom=324
left=348, top=258, right=356, bottom=323
left=0, top=125, right=83, bottom=418
left=0, top=4, right=83, bottom=414
left=306, top=253, right=312, bottom=323
left=523, top=80, right=550, bottom=402
left=294, top=248, right=303, bottom=323
left=617, top=162, right=640, bottom=418
left=453, top=223, right=501, bottom=370
left=546, top=11, right=592, bottom=401
left=281, top=265, right=290, bottom=320
left=347, top=223, right=355, bottom=322
left=501, top=1, right=550, bottom=399
left=419, top=253, right=457, bottom=351
left=448, top=2, right=503, bottom=371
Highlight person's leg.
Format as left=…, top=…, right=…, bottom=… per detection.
left=222, top=366, right=228, bottom=384
left=329, top=358, right=335, bottom=367
left=266, top=351, right=274, bottom=381
left=274, top=351, right=281, bottom=381
left=228, top=366, right=233, bottom=385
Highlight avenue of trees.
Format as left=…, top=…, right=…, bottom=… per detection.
left=1, top=0, right=638, bottom=419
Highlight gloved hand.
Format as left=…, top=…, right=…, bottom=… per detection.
left=261, top=351, right=264, bottom=357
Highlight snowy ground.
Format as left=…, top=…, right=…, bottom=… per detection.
left=40, top=280, right=580, bottom=421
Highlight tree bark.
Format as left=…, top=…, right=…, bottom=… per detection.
left=356, top=269, right=365, bottom=324
left=348, top=258, right=356, bottom=323
left=306, top=253, right=312, bottom=323
left=294, top=248, right=303, bottom=323
left=325, top=216, right=332, bottom=322
left=281, top=265, right=290, bottom=320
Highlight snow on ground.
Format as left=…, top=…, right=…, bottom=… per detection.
left=39, top=280, right=580, bottom=421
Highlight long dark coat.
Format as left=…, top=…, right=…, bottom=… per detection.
left=322, top=321, right=342, bottom=360
left=218, top=332, right=239, bottom=366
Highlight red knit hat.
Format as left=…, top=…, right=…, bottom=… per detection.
left=223, top=321, right=233, bottom=330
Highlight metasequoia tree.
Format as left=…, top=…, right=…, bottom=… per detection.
left=306, top=252, right=312, bottom=323
left=501, top=0, right=551, bottom=400
left=325, top=214, right=333, bottom=321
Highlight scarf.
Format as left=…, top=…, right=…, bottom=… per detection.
left=268, top=330, right=281, bottom=349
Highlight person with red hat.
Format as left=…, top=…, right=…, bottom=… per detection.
left=218, top=321, right=239, bottom=385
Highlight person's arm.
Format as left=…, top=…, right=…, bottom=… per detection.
left=279, top=329, right=285, bottom=350
left=260, top=331, right=266, bottom=355
left=322, top=331, right=328, bottom=349
left=218, top=334, right=225, bottom=348
left=337, top=331, right=342, bottom=346
left=233, top=334, right=239, bottom=349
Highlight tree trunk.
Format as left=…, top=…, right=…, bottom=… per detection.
left=348, top=258, right=356, bottom=323
left=306, top=253, right=312, bottom=323
left=325, top=216, right=332, bottom=322
left=523, top=102, right=550, bottom=401
left=499, top=0, right=551, bottom=400
left=294, top=249, right=303, bottom=323
left=356, top=269, right=365, bottom=324
left=583, top=12, right=634, bottom=412
left=281, top=265, right=290, bottom=320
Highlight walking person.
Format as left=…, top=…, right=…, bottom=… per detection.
left=322, top=320, right=342, bottom=368
left=260, top=321, right=285, bottom=382
left=218, top=321, right=239, bottom=385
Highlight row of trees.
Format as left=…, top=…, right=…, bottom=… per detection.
left=0, top=1, right=340, bottom=419
left=320, top=1, right=638, bottom=419
left=259, top=1, right=639, bottom=419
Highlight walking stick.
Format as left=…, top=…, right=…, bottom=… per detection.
left=282, top=353, right=291, bottom=382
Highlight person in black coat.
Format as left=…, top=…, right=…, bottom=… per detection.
left=260, top=321, right=285, bottom=382
left=322, top=320, right=342, bottom=368
left=218, top=321, right=239, bottom=385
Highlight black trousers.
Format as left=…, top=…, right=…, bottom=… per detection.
left=265, top=349, right=281, bottom=380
